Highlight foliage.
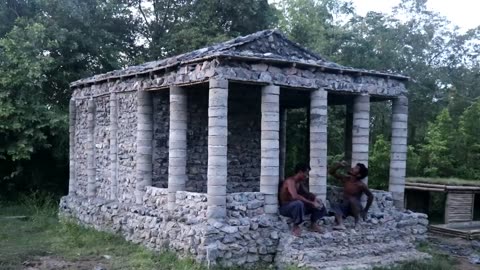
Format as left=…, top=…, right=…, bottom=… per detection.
left=419, top=109, right=456, bottom=177
left=0, top=0, right=479, bottom=196
left=368, top=135, right=391, bottom=189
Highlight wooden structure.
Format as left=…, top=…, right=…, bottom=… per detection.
left=406, top=178, right=480, bottom=239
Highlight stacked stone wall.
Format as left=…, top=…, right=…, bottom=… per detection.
left=117, top=92, right=137, bottom=203
left=60, top=186, right=429, bottom=269
left=94, top=96, right=111, bottom=199
left=150, top=86, right=261, bottom=194
left=186, top=89, right=209, bottom=192
left=227, top=87, right=261, bottom=193
left=73, top=98, right=89, bottom=196
left=60, top=189, right=281, bottom=267
left=152, top=91, right=170, bottom=188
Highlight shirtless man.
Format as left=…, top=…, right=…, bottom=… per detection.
left=329, top=160, right=373, bottom=230
left=279, top=163, right=326, bottom=236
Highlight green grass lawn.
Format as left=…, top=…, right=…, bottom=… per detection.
left=407, top=177, right=480, bottom=187
left=0, top=194, right=461, bottom=270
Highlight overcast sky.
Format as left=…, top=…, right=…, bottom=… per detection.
left=351, top=0, right=480, bottom=31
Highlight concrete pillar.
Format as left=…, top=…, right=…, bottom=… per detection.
left=168, top=86, right=188, bottom=210
left=310, top=89, right=328, bottom=202
left=87, top=98, right=96, bottom=197
left=344, top=101, right=353, bottom=163
left=135, top=90, right=153, bottom=204
left=279, top=108, right=287, bottom=181
left=69, top=98, right=76, bottom=196
left=109, top=93, right=118, bottom=200
left=261, top=85, right=280, bottom=214
left=207, top=78, right=228, bottom=219
left=389, top=96, right=408, bottom=209
left=352, top=95, right=370, bottom=184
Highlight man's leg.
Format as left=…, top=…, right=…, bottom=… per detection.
left=333, top=202, right=349, bottom=230
left=279, top=200, right=305, bottom=236
left=349, top=198, right=363, bottom=226
left=305, top=203, right=326, bottom=233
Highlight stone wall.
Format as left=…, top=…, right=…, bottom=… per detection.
left=227, top=86, right=261, bottom=193
left=149, top=85, right=261, bottom=193
left=94, top=95, right=111, bottom=199
left=60, top=185, right=429, bottom=269
left=73, top=99, right=89, bottom=196
left=117, top=92, right=137, bottom=203
left=152, top=91, right=170, bottom=188
left=186, top=89, right=208, bottom=192
left=59, top=189, right=281, bottom=267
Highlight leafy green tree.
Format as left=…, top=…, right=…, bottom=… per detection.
left=133, top=0, right=277, bottom=57
left=419, top=109, right=456, bottom=177
left=457, top=99, right=480, bottom=179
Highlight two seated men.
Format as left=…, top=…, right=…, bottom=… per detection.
left=278, top=161, right=374, bottom=236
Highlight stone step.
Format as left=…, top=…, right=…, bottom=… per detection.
left=279, top=239, right=415, bottom=264
left=301, top=250, right=431, bottom=270
left=280, top=227, right=411, bottom=249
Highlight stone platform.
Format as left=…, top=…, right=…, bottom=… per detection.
left=59, top=187, right=431, bottom=269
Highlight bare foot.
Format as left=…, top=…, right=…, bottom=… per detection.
left=310, top=223, right=324, bottom=233
left=292, top=225, right=302, bottom=237
left=333, top=224, right=346, bottom=230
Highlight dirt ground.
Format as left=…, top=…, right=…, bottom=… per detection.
left=428, top=234, right=480, bottom=270
left=22, top=256, right=109, bottom=270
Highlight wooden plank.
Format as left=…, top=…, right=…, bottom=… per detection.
left=406, top=182, right=447, bottom=189
left=404, top=186, right=444, bottom=192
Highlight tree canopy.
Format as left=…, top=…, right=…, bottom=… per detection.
left=0, top=0, right=479, bottom=196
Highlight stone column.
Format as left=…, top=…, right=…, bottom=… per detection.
left=207, top=78, right=228, bottom=219
left=109, top=92, right=118, bottom=200
left=352, top=95, right=370, bottom=184
left=87, top=98, right=96, bottom=197
left=168, top=86, right=188, bottom=210
left=389, top=96, right=408, bottom=209
left=310, top=89, right=328, bottom=202
left=69, top=98, right=76, bottom=196
left=135, top=90, right=153, bottom=204
left=261, top=85, right=280, bottom=214
left=344, top=101, right=353, bottom=163
left=279, top=108, right=287, bottom=181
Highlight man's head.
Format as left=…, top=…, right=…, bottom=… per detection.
left=294, top=163, right=311, bottom=182
left=349, top=163, right=368, bottom=180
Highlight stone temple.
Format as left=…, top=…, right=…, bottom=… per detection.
left=60, top=30, right=431, bottom=269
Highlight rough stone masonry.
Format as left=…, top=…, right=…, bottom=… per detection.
left=61, top=30, right=428, bottom=269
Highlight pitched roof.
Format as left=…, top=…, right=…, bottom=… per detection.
left=71, top=29, right=408, bottom=87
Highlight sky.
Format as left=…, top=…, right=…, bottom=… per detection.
left=351, top=0, right=480, bottom=31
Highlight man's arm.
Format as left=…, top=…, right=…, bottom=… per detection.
left=286, top=180, right=316, bottom=206
left=329, top=161, right=348, bottom=183
left=362, top=184, right=374, bottom=213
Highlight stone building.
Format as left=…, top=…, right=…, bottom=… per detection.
left=61, top=30, right=429, bottom=269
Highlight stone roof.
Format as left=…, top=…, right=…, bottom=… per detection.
left=71, top=29, right=409, bottom=87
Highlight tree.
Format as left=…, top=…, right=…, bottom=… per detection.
left=457, top=99, right=480, bottom=179
left=133, top=0, right=277, bottom=57
left=419, top=109, right=456, bottom=177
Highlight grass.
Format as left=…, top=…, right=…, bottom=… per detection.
left=0, top=193, right=463, bottom=270
left=407, top=177, right=480, bottom=186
